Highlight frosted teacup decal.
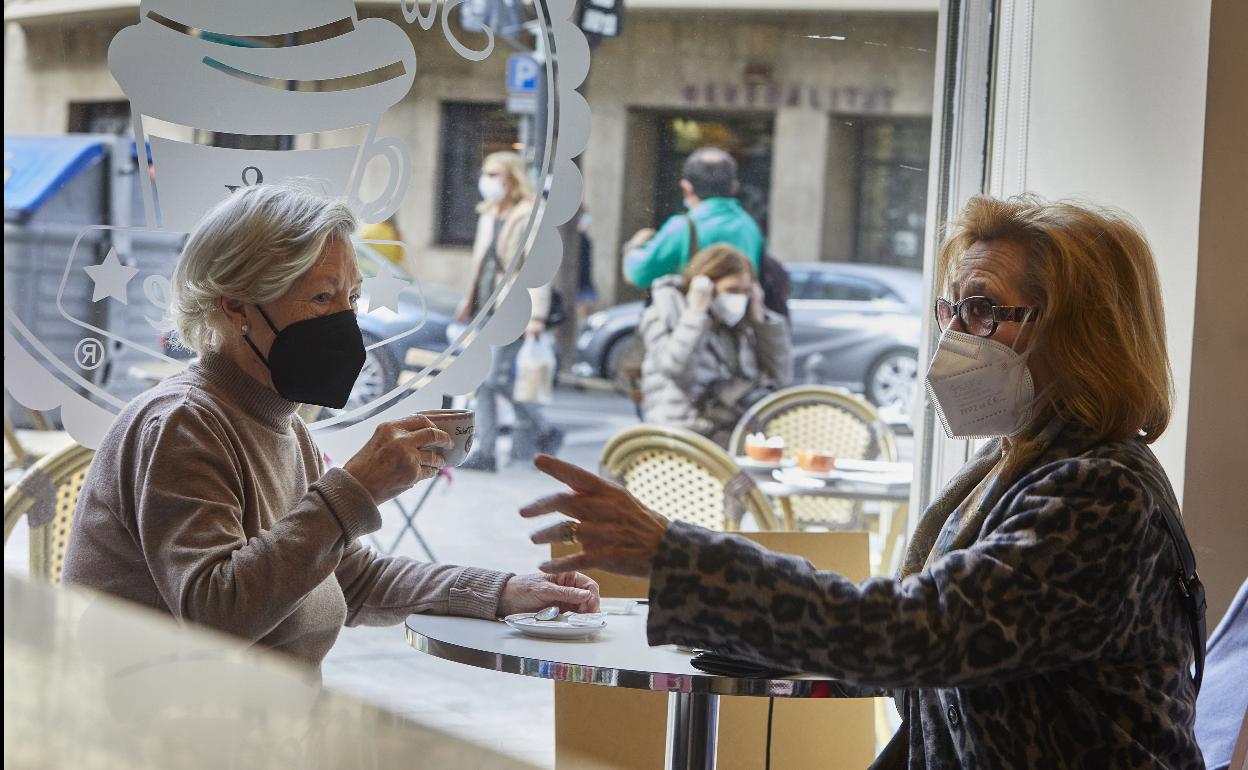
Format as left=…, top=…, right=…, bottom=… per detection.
left=4, top=0, right=589, bottom=459
left=108, top=0, right=416, bottom=231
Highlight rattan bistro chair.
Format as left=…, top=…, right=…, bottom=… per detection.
left=729, top=386, right=898, bottom=530
left=599, top=425, right=781, bottom=532
left=3, top=443, right=95, bottom=583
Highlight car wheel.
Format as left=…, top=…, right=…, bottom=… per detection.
left=865, top=348, right=918, bottom=412
left=303, top=334, right=399, bottom=422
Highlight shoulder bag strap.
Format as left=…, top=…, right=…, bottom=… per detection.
left=682, top=213, right=699, bottom=257
left=1156, top=503, right=1207, bottom=691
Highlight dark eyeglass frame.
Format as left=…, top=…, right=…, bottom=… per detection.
left=934, top=296, right=1040, bottom=338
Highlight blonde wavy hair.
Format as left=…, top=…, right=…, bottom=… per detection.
left=681, top=243, right=755, bottom=285
left=172, top=184, right=357, bottom=353
left=476, top=151, right=535, bottom=213
left=936, top=194, right=1173, bottom=447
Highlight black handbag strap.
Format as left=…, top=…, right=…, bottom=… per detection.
left=683, top=213, right=699, bottom=257
left=1155, top=503, right=1207, bottom=691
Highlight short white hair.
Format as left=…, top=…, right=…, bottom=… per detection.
left=171, top=184, right=357, bottom=353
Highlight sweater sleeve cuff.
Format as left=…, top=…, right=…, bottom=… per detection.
left=312, top=467, right=383, bottom=542
left=448, top=567, right=513, bottom=619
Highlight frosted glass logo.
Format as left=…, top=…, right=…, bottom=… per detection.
left=3, top=0, right=590, bottom=460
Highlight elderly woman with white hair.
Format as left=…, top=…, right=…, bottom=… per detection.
left=62, top=184, right=598, bottom=669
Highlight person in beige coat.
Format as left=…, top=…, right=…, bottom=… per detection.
left=456, top=152, right=561, bottom=471
left=639, top=244, right=792, bottom=446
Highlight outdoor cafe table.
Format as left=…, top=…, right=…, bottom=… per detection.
left=736, top=458, right=912, bottom=533
left=405, top=608, right=858, bottom=770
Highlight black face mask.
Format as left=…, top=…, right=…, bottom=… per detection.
left=244, top=306, right=366, bottom=409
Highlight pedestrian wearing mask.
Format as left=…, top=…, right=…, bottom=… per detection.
left=457, top=151, right=563, bottom=472
left=639, top=244, right=792, bottom=446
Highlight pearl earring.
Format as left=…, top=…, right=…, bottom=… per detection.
left=241, top=324, right=250, bottom=335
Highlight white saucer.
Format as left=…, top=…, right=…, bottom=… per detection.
left=736, top=456, right=794, bottom=471
left=791, top=467, right=841, bottom=481
left=772, top=468, right=832, bottom=488
left=504, top=613, right=607, bottom=640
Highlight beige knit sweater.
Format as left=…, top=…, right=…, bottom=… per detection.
left=63, top=352, right=512, bottom=667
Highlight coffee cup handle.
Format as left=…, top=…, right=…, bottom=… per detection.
left=355, top=136, right=410, bottom=224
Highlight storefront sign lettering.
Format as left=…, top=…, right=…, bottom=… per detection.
left=681, top=82, right=897, bottom=112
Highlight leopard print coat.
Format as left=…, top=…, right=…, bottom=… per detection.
left=646, top=428, right=1203, bottom=769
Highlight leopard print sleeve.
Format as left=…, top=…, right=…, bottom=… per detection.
left=646, top=455, right=1181, bottom=691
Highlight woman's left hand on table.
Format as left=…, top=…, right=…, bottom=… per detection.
left=498, top=571, right=601, bottom=616
left=522, top=455, right=671, bottom=579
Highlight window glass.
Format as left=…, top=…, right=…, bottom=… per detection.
left=854, top=118, right=932, bottom=269
left=4, top=3, right=956, bottom=757
left=436, top=101, right=518, bottom=245
left=654, top=114, right=774, bottom=236
left=67, top=100, right=130, bottom=134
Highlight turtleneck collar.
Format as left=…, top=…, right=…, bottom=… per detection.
left=191, top=351, right=299, bottom=433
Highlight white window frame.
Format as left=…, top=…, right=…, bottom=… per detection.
left=908, top=0, right=997, bottom=539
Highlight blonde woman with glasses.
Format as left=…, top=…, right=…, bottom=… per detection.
left=522, top=195, right=1204, bottom=769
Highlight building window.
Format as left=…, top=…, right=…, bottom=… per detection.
left=67, top=100, right=131, bottom=134
left=437, top=102, right=520, bottom=246
left=853, top=119, right=932, bottom=269
left=197, top=131, right=294, bottom=151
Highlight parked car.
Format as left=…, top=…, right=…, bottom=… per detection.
left=572, top=262, right=923, bottom=412
left=165, top=242, right=462, bottom=415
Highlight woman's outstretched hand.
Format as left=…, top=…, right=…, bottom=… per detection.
left=521, top=455, right=670, bottom=578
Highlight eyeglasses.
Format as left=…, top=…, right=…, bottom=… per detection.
left=934, top=296, right=1040, bottom=338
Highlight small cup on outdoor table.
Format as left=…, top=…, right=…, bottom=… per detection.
left=744, top=432, right=785, bottom=463
left=796, top=449, right=837, bottom=474
left=417, top=409, right=475, bottom=467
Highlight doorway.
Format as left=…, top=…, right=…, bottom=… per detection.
left=652, top=111, right=774, bottom=234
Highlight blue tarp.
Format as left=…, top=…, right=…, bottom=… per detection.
left=4, top=134, right=109, bottom=221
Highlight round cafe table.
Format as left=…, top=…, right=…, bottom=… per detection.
left=405, top=607, right=853, bottom=770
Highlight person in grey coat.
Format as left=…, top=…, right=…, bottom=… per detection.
left=639, top=244, right=792, bottom=446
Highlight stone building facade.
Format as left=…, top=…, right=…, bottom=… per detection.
left=4, top=1, right=937, bottom=304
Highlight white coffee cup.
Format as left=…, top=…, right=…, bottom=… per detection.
left=418, top=409, right=475, bottom=467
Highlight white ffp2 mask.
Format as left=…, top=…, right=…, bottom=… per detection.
left=925, top=329, right=1035, bottom=439
left=711, top=292, right=749, bottom=327
left=478, top=175, right=506, bottom=204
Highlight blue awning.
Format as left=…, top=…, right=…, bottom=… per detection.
left=4, top=135, right=109, bottom=221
